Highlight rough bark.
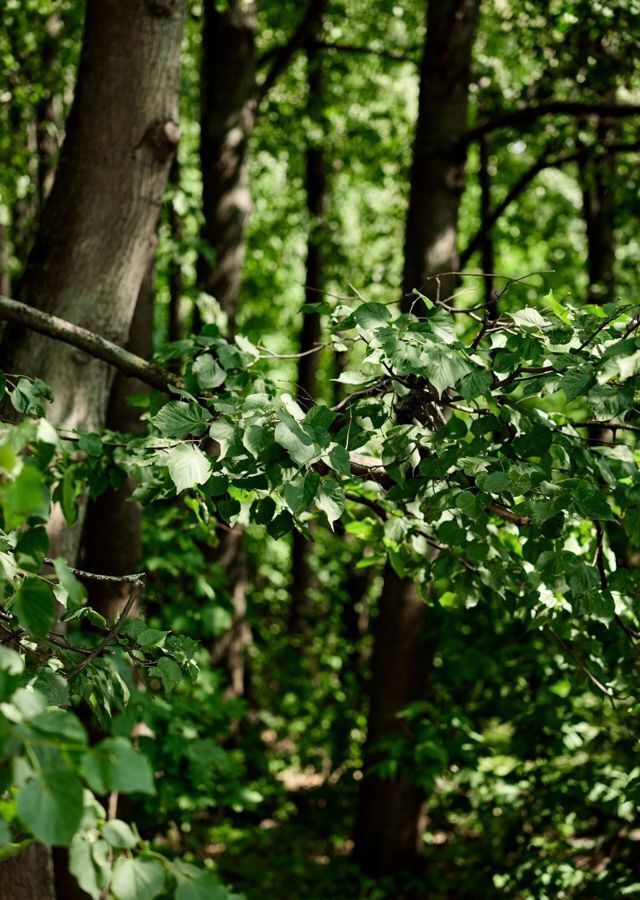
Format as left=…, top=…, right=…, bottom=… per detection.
left=355, top=0, right=480, bottom=875
left=289, top=34, right=329, bottom=635
left=1, top=0, right=184, bottom=435
left=0, top=842, right=56, bottom=900
left=196, top=0, right=257, bottom=332
left=0, top=1, right=185, bottom=895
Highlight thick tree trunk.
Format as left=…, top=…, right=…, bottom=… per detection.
left=0, top=2, right=185, bottom=895
left=355, top=0, right=479, bottom=876
left=1, top=0, right=183, bottom=435
left=196, top=0, right=257, bottom=333
left=289, top=34, right=329, bottom=635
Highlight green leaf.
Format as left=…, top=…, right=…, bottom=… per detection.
left=559, top=368, right=594, bottom=402
left=102, top=819, right=138, bottom=849
left=13, top=577, right=55, bottom=637
left=481, top=471, right=511, bottom=494
left=80, top=738, right=155, bottom=795
left=192, top=354, right=226, bottom=389
left=2, top=464, right=50, bottom=529
left=166, top=445, right=212, bottom=493
left=508, top=307, right=549, bottom=329
left=111, top=858, right=164, bottom=900
left=274, top=413, right=317, bottom=465
left=174, top=863, right=231, bottom=900
left=253, top=496, right=276, bottom=524
left=17, top=769, right=84, bottom=846
left=459, top=369, right=491, bottom=400
left=52, top=558, right=86, bottom=609
left=69, top=835, right=110, bottom=899
left=151, top=402, right=212, bottom=439
left=150, top=657, right=182, bottom=692
left=315, top=479, right=344, bottom=529
left=423, top=345, right=470, bottom=397
left=623, top=507, right=640, bottom=548
left=30, top=709, right=87, bottom=746
left=10, top=377, right=53, bottom=417
left=353, top=302, right=391, bottom=332
left=283, top=473, right=320, bottom=515
left=455, top=491, right=477, bottom=518
left=327, top=444, right=351, bottom=476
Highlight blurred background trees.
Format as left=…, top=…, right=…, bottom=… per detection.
left=1, top=0, right=639, bottom=897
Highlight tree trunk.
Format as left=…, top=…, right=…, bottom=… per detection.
left=0, top=1, right=185, bottom=894
left=167, top=157, right=184, bottom=343
left=81, top=261, right=155, bottom=620
left=196, top=0, right=257, bottom=333
left=478, top=135, right=497, bottom=318
left=355, top=0, right=480, bottom=876
left=197, top=2, right=257, bottom=694
left=580, top=120, right=617, bottom=305
left=289, top=32, right=329, bottom=636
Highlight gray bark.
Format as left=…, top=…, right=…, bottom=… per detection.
left=355, top=0, right=480, bottom=875
left=0, top=1, right=185, bottom=895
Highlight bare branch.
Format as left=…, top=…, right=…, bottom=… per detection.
left=461, top=140, right=640, bottom=267
left=312, top=39, right=417, bottom=65
left=0, top=295, right=181, bottom=394
left=466, top=102, right=640, bottom=144
left=255, top=0, right=328, bottom=108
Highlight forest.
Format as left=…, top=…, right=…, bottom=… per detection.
left=0, top=0, right=639, bottom=898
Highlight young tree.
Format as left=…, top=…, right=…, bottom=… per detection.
left=354, top=0, right=480, bottom=874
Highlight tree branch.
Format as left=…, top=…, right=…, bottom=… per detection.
left=460, top=140, right=640, bottom=267
left=0, top=295, right=181, bottom=394
left=255, top=0, right=329, bottom=108
left=311, top=39, right=417, bottom=65
left=466, top=102, right=640, bottom=144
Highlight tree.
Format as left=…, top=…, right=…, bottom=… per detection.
left=0, top=0, right=185, bottom=895
left=355, top=0, right=480, bottom=874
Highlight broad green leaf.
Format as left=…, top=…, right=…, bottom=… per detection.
left=459, top=369, right=491, bottom=400
left=283, top=473, right=320, bottom=515
left=423, top=345, right=470, bottom=397
left=111, top=858, right=164, bottom=900
left=315, top=480, right=344, bottom=529
left=559, top=368, right=594, bottom=402
left=481, top=471, right=511, bottom=494
left=274, top=413, right=317, bottom=465
left=508, top=307, right=549, bottom=329
left=151, top=402, right=211, bottom=439
left=102, top=819, right=138, bottom=849
left=150, top=657, right=182, bottom=692
left=192, top=354, right=226, bottom=389
left=13, top=577, right=56, bottom=637
left=53, top=557, right=86, bottom=609
left=69, top=835, right=110, bottom=900
left=174, top=862, right=230, bottom=900
left=166, top=444, right=212, bottom=493
left=17, top=769, right=83, bottom=846
left=80, top=738, right=155, bottom=795
left=2, top=464, right=50, bottom=529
